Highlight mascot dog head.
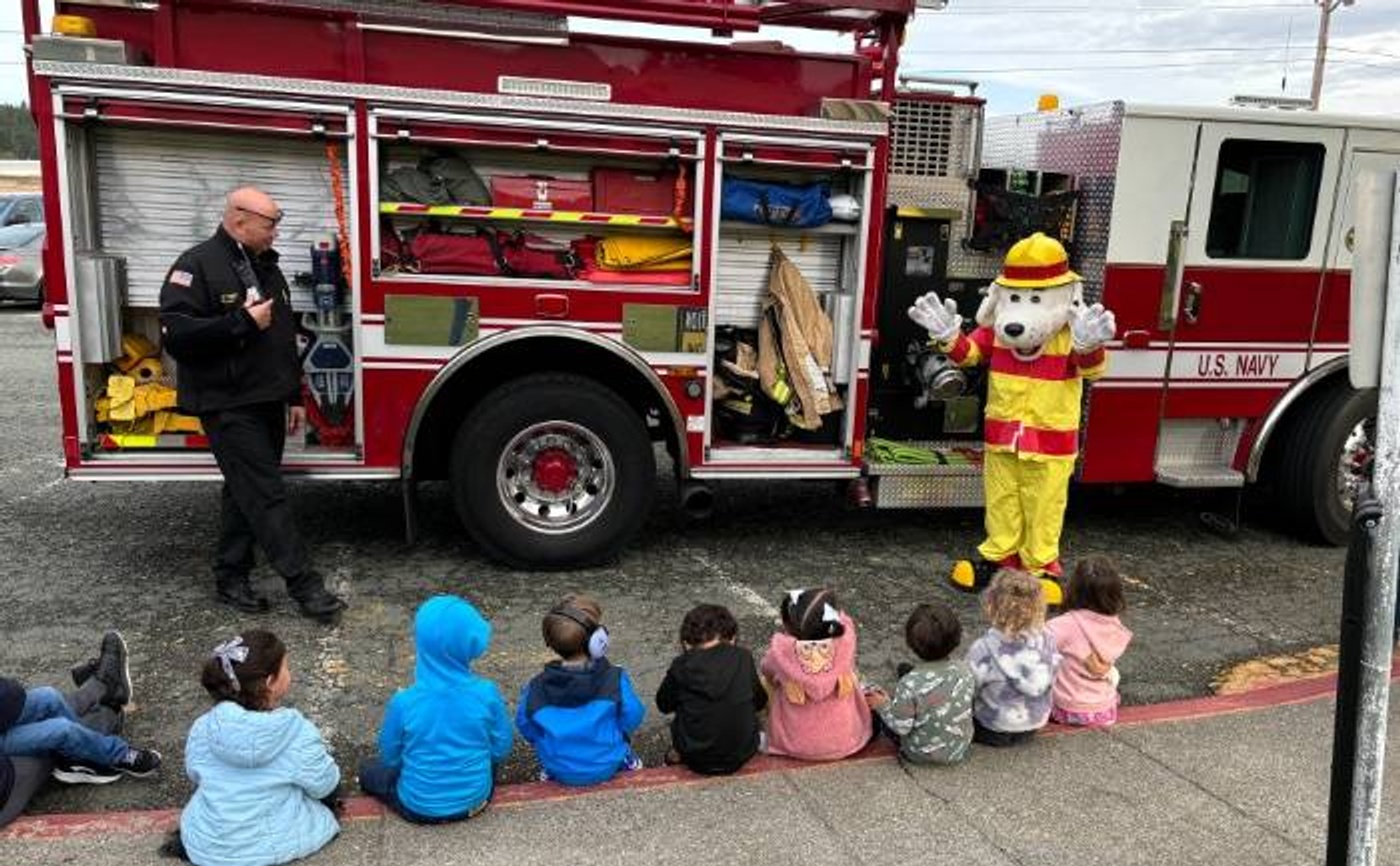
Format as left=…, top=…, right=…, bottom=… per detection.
left=977, top=232, right=1083, bottom=362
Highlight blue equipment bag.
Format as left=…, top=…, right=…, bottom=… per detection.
left=721, top=178, right=832, bottom=228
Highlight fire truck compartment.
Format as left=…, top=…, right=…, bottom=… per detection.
left=702, top=136, right=874, bottom=465
left=372, top=115, right=703, bottom=289
left=61, top=113, right=361, bottom=460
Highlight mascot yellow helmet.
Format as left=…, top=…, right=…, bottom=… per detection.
left=994, top=232, right=1080, bottom=290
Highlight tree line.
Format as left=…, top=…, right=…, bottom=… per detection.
left=0, top=104, right=38, bottom=160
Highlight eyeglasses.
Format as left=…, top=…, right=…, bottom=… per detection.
left=237, top=206, right=285, bottom=227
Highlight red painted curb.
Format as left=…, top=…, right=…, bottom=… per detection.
left=5, top=661, right=1395, bottom=842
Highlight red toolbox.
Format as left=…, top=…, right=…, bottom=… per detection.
left=592, top=167, right=685, bottom=216
left=490, top=175, right=593, bottom=211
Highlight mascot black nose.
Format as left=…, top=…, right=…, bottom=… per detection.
left=1003, top=323, right=1025, bottom=338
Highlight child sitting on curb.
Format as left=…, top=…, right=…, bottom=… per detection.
left=360, top=595, right=513, bottom=822
left=865, top=602, right=975, bottom=765
left=656, top=604, right=768, bottom=775
left=1045, top=556, right=1133, bottom=727
left=516, top=594, right=645, bottom=786
left=761, top=587, right=872, bottom=761
left=967, top=570, right=1061, bottom=747
left=177, top=631, right=341, bottom=866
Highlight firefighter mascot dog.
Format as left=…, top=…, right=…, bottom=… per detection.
left=908, top=232, right=1115, bottom=605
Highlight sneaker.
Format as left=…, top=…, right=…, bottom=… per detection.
left=95, top=630, right=132, bottom=709
left=51, top=760, right=121, bottom=785
left=114, top=748, right=162, bottom=778
left=623, top=753, right=644, bottom=772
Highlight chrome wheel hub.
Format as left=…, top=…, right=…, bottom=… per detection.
left=497, top=421, right=614, bottom=534
left=1335, top=417, right=1375, bottom=513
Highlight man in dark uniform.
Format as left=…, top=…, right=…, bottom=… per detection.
left=158, top=186, right=347, bottom=623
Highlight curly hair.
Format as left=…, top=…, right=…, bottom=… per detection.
left=200, top=630, right=286, bottom=711
left=982, top=569, right=1046, bottom=638
left=680, top=603, right=739, bottom=647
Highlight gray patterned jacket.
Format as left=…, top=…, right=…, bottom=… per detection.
left=875, top=659, right=975, bottom=764
left=967, top=628, right=1060, bottom=733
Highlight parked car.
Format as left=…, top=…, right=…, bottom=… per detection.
left=0, top=223, right=45, bottom=304
left=0, top=194, right=43, bottom=227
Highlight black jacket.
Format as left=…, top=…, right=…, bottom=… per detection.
left=655, top=643, right=767, bottom=775
left=158, top=226, right=301, bottom=414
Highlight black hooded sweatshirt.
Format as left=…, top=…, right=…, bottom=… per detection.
left=655, top=643, right=767, bottom=775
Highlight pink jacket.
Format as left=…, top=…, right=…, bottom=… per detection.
left=1045, top=610, right=1132, bottom=713
left=759, top=613, right=872, bottom=761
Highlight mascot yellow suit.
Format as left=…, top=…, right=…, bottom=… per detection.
left=908, top=233, right=1115, bottom=605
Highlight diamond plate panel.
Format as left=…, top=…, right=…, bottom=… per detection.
left=873, top=472, right=984, bottom=508
left=981, top=102, right=1125, bottom=304
left=1155, top=418, right=1245, bottom=473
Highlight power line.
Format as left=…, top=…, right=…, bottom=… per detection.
left=932, top=3, right=1314, bottom=13
left=907, top=57, right=1321, bottom=73
left=906, top=45, right=1299, bottom=55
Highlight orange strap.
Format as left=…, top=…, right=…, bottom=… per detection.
left=325, top=142, right=353, bottom=286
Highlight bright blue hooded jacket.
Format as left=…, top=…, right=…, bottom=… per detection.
left=181, top=702, right=340, bottom=866
left=377, top=595, right=513, bottom=817
left=516, top=658, right=645, bottom=786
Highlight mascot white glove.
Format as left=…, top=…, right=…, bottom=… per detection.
left=1070, top=303, right=1116, bottom=353
left=908, top=292, right=963, bottom=345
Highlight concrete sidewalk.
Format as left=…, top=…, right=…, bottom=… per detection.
left=3, top=684, right=1398, bottom=866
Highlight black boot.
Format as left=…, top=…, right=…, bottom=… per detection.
left=287, top=571, right=347, bottom=624
left=215, top=575, right=271, bottom=614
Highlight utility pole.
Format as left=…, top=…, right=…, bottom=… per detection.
left=1310, top=0, right=1355, bottom=110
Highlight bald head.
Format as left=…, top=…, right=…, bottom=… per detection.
left=222, top=186, right=283, bottom=253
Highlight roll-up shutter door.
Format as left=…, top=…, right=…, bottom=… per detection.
left=92, top=127, right=346, bottom=309
left=714, top=231, right=846, bottom=329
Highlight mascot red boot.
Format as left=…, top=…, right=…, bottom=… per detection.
left=908, top=233, right=1115, bottom=605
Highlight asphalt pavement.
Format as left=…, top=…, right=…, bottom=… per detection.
left=0, top=306, right=1355, bottom=820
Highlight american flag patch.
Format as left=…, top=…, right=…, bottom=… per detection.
left=169, top=270, right=194, bottom=287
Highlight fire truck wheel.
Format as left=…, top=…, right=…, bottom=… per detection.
left=449, top=373, right=656, bottom=568
left=1275, top=384, right=1377, bottom=546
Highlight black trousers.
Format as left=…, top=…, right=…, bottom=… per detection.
left=202, top=402, right=308, bottom=585
left=0, top=678, right=121, bottom=828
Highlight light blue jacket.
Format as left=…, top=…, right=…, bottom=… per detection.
left=378, top=595, right=513, bottom=817
left=181, top=701, right=340, bottom=866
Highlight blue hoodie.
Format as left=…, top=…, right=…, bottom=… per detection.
left=516, top=658, right=645, bottom=786
left=377, top=595, right=513, bottom=818
left=181, top=702, right=340, bottom=866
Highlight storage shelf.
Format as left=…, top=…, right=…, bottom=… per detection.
left=719, top=219, right=858, bottom=236
left=380, top=202, right=690, bottom=232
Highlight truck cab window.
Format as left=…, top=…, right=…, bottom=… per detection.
left=1205, top=139, right=1323, bottom=260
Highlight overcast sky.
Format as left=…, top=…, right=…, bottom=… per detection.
left=1, top=1, right=1395, bottom=115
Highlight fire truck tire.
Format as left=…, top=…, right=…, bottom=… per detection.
left=449, top=373, right=655, bottom=568
left=1275, top=384, right=1377, bottom=546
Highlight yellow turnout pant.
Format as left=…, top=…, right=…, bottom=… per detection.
left=976, top=450, right=1075, bottom=575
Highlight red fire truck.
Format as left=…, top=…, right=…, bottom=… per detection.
left=21, top=0, right=1391, bottom=568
